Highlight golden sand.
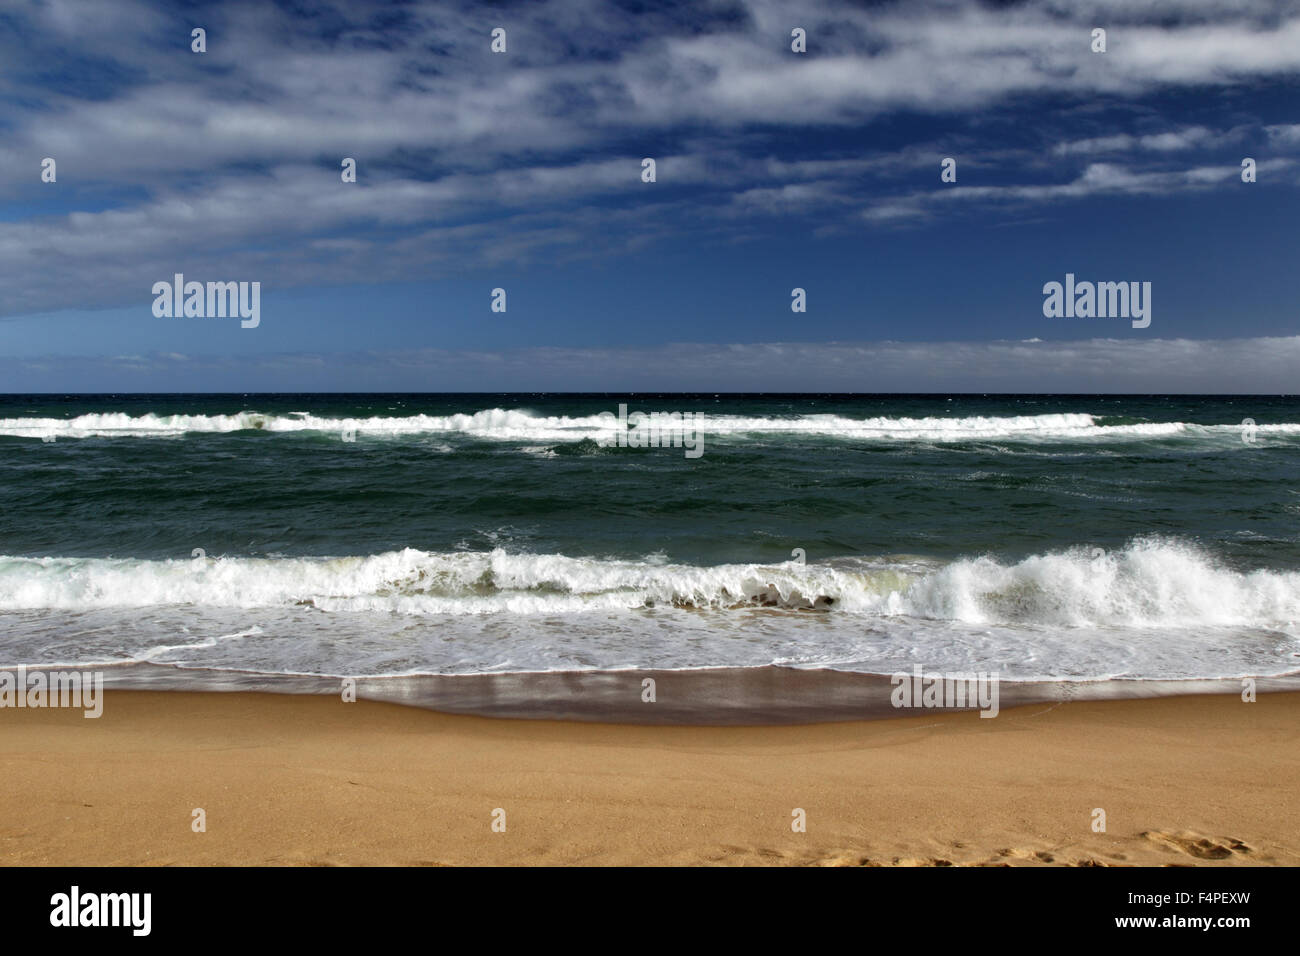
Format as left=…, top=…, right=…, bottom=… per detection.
left=1, top=690, right=1295, bottom=866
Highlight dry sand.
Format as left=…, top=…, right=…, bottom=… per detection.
left=1, top=689, right=1296, bottom=866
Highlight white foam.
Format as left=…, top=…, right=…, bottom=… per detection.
left=0, top=540, right=1296, bottom=629
left=4, top=408, right=1298, bottom=443
left=898, top=538, right=1300, bottom=628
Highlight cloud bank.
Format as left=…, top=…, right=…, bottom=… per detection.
left=5, top=336, right=1297, bottom=393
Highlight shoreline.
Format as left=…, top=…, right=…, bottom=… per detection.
left=1, top=688, right=1296, bottom=866
left=13, top=660, right=1295, bottom=724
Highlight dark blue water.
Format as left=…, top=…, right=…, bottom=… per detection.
left=1, top=393, right=1298, bottom=565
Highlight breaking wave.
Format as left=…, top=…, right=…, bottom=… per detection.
left=2, top=539, right=1297, bottom=628
left=3, top=408, right=1299, bottom=443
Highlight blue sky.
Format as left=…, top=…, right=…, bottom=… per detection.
left=2, top=0, right=1300, bottom=391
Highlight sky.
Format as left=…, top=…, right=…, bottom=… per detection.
left=1, top=0, right=1299, bottom=392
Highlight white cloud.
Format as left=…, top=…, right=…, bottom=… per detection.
left=4, top=0, right=1300, bottom=317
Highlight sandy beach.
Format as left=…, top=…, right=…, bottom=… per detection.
left=1, top=689, right=1296, bottom=866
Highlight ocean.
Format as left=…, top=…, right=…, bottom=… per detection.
left=1, top=393, right=1298, bottom=717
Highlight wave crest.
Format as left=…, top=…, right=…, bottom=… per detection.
left=4, top=408, right=1299, bottom=443
left=1, top=540, right=1297, bottom=629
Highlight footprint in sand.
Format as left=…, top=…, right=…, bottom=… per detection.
left=1141, top=831, right=1252, bottom=860
left=995, top=847, right=1057, bottom=863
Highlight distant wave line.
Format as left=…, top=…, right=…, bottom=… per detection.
left=1, top=409, right=1297, bottom=443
